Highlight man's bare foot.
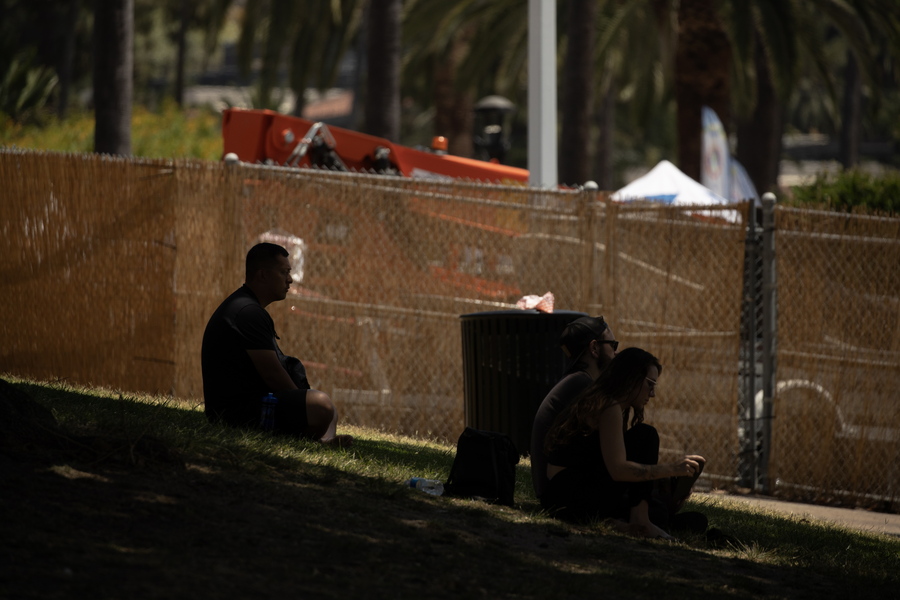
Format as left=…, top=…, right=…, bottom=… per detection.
left=320, top=434, right=354, bottom=448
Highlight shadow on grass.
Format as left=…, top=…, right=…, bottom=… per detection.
left=346, top=435, right=455, bottom=474
left=4, top=379, right=899, bottom=599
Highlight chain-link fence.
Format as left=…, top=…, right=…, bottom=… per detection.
left=603, top=203, right=747, bottom=489
left=1, top=152, right=179, bottom=392
left=2, top=149, right=897, bottom=508
left=766, top=207, right=900, bottom=507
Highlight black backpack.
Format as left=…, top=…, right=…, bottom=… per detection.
left=444, top=427, right=520, bottom=507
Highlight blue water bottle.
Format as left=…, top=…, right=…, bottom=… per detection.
left=260, top=392, right=278, bottom=431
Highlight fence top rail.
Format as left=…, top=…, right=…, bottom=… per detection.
left=233, top=159, right=567, bottom=195
left=0, top=147, right=195, bottom=169
left=0, top=149, right=751, bottom=226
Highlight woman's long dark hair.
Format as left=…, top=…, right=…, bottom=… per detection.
left=545, top=347, right=662, bottom=452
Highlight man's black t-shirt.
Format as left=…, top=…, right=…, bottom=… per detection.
left=201, top=285, right=286, bottom=425
left=530, top=370, right=593, bottom=498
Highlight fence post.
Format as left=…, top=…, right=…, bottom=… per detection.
left=739, top=200, right=760, bottom=488
left=604, top=199, right=618, bottom=314
left=759, top=192, right=778, bottom=493
left=578, top=186, right=597, bottom=313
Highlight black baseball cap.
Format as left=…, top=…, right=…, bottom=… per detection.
left=560, top=316, right=609, bottom=373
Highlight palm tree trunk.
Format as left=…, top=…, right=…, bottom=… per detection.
left=674, top=0, right=730, bottom=181
left=433, top=25, right=475, bottom=158
left=257, top=0, right=293, bottom=110
left=57, top=0, right=80, bottom=119
left=839, top=49, right=862, bottom=169
left=93, top=0, right=133, bottom=155
left=364, top=0, right=401, bottom=141
left=594, top=80, right=615, bottom=190
left=736, top=31, right=783, bottom=195
left=560, top=0, right=597, bottom=186
left=174, top=0, right=190, bottom=107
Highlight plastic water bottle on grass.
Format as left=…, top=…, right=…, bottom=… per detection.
left=260, top=393, right=277, bottom=431
left=406, top=477, right=444, bottom=496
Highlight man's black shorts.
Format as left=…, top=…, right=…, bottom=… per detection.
left=271, top=388, right=310, bottom=436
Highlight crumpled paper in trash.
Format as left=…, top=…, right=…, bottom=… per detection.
left=516, top=291, right=555, bottom=313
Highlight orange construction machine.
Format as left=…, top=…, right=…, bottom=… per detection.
left=221, top=108, right=529, bottom=183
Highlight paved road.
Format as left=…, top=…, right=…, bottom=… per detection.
left=700, top=493, right=900, bottom=538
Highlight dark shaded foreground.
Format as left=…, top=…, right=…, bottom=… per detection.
left=2, top=379, right=897, bottom=600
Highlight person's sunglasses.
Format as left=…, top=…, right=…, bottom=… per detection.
left=596, top=340, right=619, bottom=351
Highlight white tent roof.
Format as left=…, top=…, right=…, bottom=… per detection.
left=611, top=160, right=731, bottom=206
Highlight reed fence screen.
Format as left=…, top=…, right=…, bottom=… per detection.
left=1, top=150, right=897, bottom=508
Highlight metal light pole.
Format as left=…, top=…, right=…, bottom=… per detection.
left=528, top=0, right=557, bottom=188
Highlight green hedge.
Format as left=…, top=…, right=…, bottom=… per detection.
left=787, top=170, right=900, bottom=215
left=1, top=100, right=223, bottom=161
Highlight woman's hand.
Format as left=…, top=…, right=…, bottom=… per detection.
left=672, top=454, right=706, bottom=477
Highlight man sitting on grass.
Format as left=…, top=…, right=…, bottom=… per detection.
left=531, top=315, right=618, bottom=500
left=201, top=242, right=352, bottom=447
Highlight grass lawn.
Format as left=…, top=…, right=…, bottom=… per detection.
left=3, top=375, right=899, bottom=599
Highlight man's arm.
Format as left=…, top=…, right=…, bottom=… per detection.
left=247, top=349, right=299, bottom=392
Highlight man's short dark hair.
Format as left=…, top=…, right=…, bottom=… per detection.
left=560, top=315, right=609, bottom=373
left=245, top=243, right=288, bottom=281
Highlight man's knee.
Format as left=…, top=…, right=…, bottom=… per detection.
left=305, top=390, right=336, bottom=432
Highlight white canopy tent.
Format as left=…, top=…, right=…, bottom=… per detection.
left=610, top=160, right=731, bottom=206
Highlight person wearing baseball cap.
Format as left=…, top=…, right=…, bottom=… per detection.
left=530, top=316, right=619, bottom=499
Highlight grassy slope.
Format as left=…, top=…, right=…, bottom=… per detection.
left=3, top=377, right=899, bottom=600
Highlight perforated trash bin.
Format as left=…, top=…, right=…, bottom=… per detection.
left=460, top=309, right=587, bottom=455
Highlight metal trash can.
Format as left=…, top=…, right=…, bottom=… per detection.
left=460, top=309, right=587, bottom=455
